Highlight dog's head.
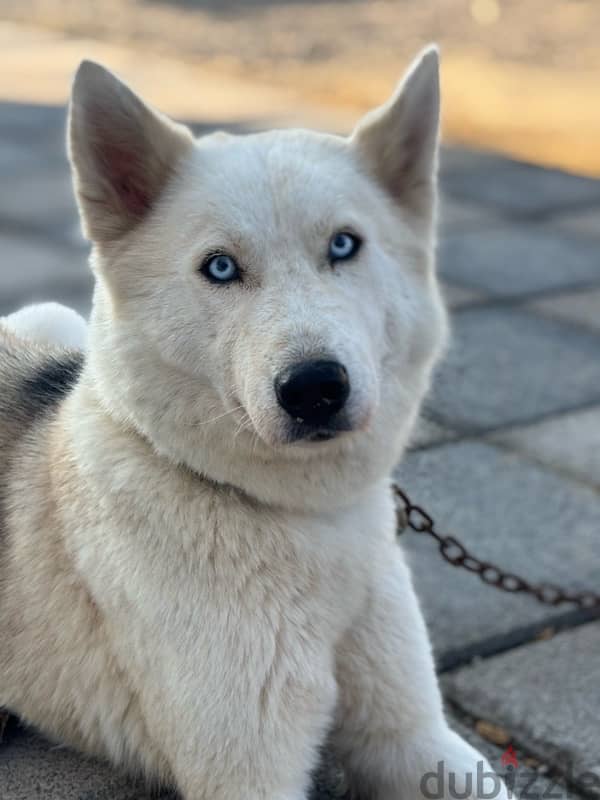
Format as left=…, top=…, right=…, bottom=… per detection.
left=69, top=50, right=447, bottom=511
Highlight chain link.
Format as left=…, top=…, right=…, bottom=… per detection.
left=393, top=484, right=600, bottom=610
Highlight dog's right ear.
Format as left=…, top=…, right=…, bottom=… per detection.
left=68, top=61, right=194, bottom=243
left=351, top=46, right=440, bottom=223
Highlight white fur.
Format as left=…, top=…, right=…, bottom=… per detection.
left=2, top=302, right=87, bottom=350
left=0, top=49, right=508, bottom=800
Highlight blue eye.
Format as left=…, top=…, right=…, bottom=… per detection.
left=328, top=231, right=362, bottom=263
left=201, top=253, right=240, bottom=284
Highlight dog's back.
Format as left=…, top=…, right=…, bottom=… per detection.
left=0, top=326, right=83, bottom=443
left=0, top=328, right=83, bottom=537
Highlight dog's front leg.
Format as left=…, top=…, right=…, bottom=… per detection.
left=332, top=542, right=508, bottom=800
left=157, top=703, right=315, bottom=800
left=132, top=634, right=332, bottom=800
left=150, top=686, right=319, bottom=800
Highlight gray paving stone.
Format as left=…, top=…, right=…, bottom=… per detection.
left=0, top=698, right=584, bottom=800
left=0, top=167, right=80, bottom=238
left=427, top=306, right=600, bottom=430
left=0, top=723, right=345, bottom=800
left=0, top=103, right=67, bottom=165
left=438, top=194, right=500, bottom=236
left=0, top=725, right=165, bottom=800
left=0, top=102, right=80, bottom=239
left=408, top=416, right=456, bottom=450
left=439, top=226, right=600, bottom=298
left=527, top=288, right=600, bottom=333
left=395, top=441, right=600, bottom=657
left=4, top=713, right=579, bottom=800
left=0, top=138, right=56, bottom=178
left=443, top=624, right=600, bottom=798
left=0, top=233, right=92, bottom=314
left=441, top=281, right=486, bottom=310
left=490, top=407, right=600, bottom=488
left=447, top=713, right=583, bottom=800
left=440, top=147, right=600, bottom=216
left=553, top=205, right=600, bottom=240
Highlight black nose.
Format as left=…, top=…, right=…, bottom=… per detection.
left=275, top=360, right=350, bottom=426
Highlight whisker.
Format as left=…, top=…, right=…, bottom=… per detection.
left=198, top=405, right=244, bottom=427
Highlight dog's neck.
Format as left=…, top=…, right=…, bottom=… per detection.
left=73, top=364, right=273, bottom=508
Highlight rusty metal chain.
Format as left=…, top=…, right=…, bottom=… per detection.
left=393, top=484, right=600, bottom=610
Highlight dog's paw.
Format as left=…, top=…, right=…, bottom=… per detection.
left=350, top=726, right=509, bottom=800
left=416, top=728, right=509, bottom=800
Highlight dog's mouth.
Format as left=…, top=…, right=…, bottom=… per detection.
left=283, top=414, right=356, bottom=445
left=232, top=390, right=366, bottom=450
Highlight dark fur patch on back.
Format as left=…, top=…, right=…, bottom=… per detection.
left=0, top=340, right=85, bottom=564
left=20, top=353, right=84, bottom=412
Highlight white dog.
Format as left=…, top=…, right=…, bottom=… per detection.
left=0, top=49, right=507, bottom=800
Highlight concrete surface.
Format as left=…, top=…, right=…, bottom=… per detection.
left=427, top=306, right=600, bottom=431
left=449, top=714, right=584, bottom=800
left=439, top=147, right=600, bottom=214
left=0, top=724, right=161, bottom=800
left=439, top=226, right=600, bottom=298
left=554, top=206, right=600, bottom=240
left=1, top=98, right=599, bottom=800
left=491, top=408, right=600, bottom=489
left=443, top=625, right=600, bottom=798
left=528, top=288, right=600, bottom=333
left=396, top=440, right=600, bottom=657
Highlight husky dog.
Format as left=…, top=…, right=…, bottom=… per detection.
left=0, top=49, right=507, bottom=800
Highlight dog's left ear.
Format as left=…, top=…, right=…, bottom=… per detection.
left=351, top=46, right=440, bottom=220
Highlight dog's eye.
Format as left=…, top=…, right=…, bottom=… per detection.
left=201, top=253, right=240, bottom=284
left=328, top=232, right=362, bottom=264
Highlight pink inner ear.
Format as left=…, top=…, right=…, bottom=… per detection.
left=99, top=141, right=154, bottom=219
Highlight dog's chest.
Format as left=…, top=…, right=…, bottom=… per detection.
left=75, top=468, right=379, bottom=682
left=137, top=494, right=372, bottom=649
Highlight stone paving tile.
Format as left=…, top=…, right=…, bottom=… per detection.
left=0, top=723, right=348, bottom=800
left=527, top=287, right=600, bottom=333
left=448, top=713, right=583, bottom=800
left=441, top=147, right=600, bottom=216
left=0, top=167, right=80, bottom=239
left=395, top=440, right=600, bottom=657
left=438, top=193, right=500, bottom=237
left=438, top=226, right=600, bottom=298
left=0, top=233, right=92, bottom=314
left=7, top=713, right=581, bottom=800
left=0, top=725, right=169, bottom=800
left=427, top=306, right=600, bottom=430
left=552, top=205, right=600, bottom=240
left=0, top=137, right=57, bottom=179
left=408, top=416, right=456, bottom=450
left=490, top=407, right=600, bottom=489
left=0, top=103, right=80, bottom=239
left=441, top=281, right=486, bottom=310
left=443, top=624, right=600, bottom=798
left=0, top=103, right=67, bottom=164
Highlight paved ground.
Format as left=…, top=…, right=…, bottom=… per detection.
left=1, top=100, right=600, bottom=799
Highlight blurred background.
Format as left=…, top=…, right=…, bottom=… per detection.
left=1, top=0, right=600, bottom=173
left=1, top=3, right=600, bottom=800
